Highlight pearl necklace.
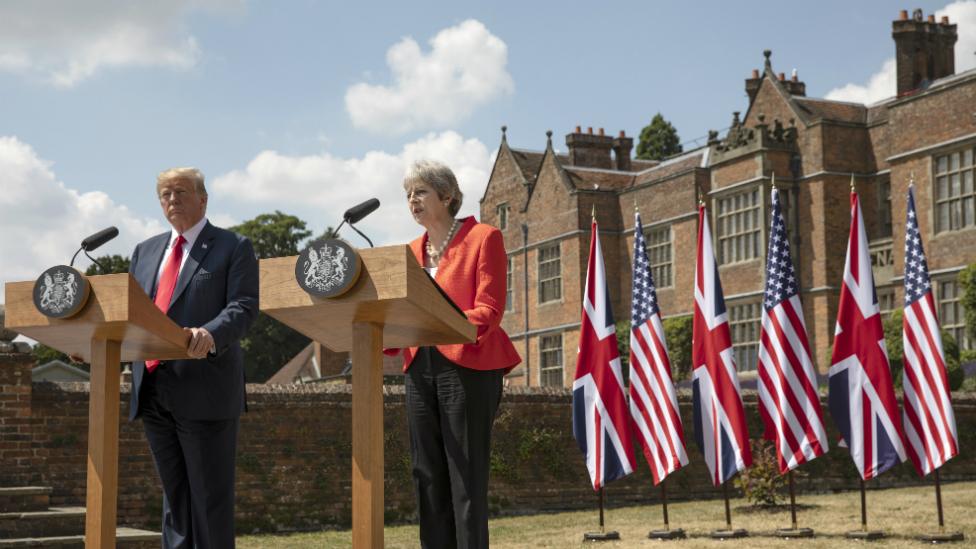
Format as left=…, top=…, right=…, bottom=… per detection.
left=425, top=218, right=459, bottom=265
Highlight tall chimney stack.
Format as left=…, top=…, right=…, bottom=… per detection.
left=893, top=9, right=958, bottom=96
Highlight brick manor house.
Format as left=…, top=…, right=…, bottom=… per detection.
left=480, top=9, right=976, bottom=387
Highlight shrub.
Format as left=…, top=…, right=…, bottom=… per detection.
left=959, top=264, right=976, bottom=346
left=663, top=315, right=694, bottom=381
left=735, top=439, right=784, bottom=507
left=883, top=308, right=964, bottom=391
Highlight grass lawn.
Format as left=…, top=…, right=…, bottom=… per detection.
left=239, top=481, right=976, bottom=548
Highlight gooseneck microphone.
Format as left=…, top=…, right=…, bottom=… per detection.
left=81, top=226, right=120, bottom=252
left=343, top=198, right=381, bottom=224
left=70, top=226, right=119, bottom=270
left=335, top=198, right=379, bottom=247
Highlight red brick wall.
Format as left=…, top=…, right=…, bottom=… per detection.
left=0, top=352, right=33, bottom=486
left=11, top=365, right=976, bottom=533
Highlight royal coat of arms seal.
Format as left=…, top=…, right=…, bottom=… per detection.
left=32, top=265, right=91, bottom=319
left=295, top=238, right=362, bottom=298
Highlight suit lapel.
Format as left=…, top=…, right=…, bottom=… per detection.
left=169, top=222, right=216, bottom=308
left=140, top=233, right=170, bottom=297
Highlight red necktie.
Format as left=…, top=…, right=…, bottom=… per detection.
left=146, top=235, right=186, bottom=373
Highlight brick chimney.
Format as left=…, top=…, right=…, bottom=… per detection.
left=893, top=8, right=958, bottom=96
left=566, top=126, right=614, bottom=169
left=612, top=131, right=633, bottom=171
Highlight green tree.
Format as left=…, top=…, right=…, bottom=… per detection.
left=84, top=254, right=131, bottom=275
left=614, top=315, right=693, bottom=383
left=230, top=212, right=314, bottom=382
left=883, top=308, right=963, bottom=391
left=32, top=343, right=69, bottom=366
left=959, top=264, right=976, bottom=346
left=663, top=315, right=694, bottom=381
left=636, top=113, right=683, bottom=161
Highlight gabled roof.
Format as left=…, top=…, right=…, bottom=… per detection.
left=563, top=166, right=635, bottom=191
left=508, top=148, right=545, bottom=184
left=632, top=148, right=706, bottom=186
left=792, top=97, right=867, bottom=124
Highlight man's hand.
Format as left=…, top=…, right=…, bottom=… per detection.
left=184, top=327, right=215, bottom=359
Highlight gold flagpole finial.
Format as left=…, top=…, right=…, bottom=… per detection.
left=698, top=191, right=705, bottom=207
left=771, top=171, right=777, bottom=190
left=849, top=173, right=856, bottom=192
left=591, top=204, right=596, bottom=221
left=909, top=170, right=916, bottom=187
left=634, top=199, right=639, bottom=214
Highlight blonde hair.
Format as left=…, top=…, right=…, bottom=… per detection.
left=403, top=159, right=463, bottom=216
left=157, top=167, right=207, bottom=196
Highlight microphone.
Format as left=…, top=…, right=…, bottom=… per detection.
left=81, top=226, right=119, bottom=252
left=343, top=198, right=380, bottom=224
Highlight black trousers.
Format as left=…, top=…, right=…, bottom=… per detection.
left=405, top=347, right=504, bottom=549
left=140, top=372, right=239, bottom=549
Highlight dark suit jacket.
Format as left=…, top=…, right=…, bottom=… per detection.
left=128, top=221, right=259, bottom=421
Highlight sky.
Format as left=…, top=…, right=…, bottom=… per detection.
left=2, top=0, right=976, bottom=304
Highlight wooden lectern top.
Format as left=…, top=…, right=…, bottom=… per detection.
left=260, top=244, right=476, bottom=352
left=4, top=273, right=190, bottom=363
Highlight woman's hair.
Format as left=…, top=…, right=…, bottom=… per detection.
left=404, top=159, right=463, bottom=217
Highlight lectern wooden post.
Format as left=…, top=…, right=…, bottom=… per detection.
left=260, top=245, right=476, bottom=549
left=4, top=273, right=190, bottom=548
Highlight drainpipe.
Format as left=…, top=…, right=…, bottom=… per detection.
left=522, top=223, right=530, bottom=386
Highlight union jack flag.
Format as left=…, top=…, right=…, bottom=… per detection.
left=692, top=205, right=752, bottom=486
left=828, top=190, right=906, bottom=480
left=757, top=188, right=828, bottom=474
left=573, top=218, right=635, bottom=490
left=902, top=186, right=958, bottom=476
left=628, top=212, right=688, bottom=485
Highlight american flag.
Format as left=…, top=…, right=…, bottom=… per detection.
left=692, top=204, right=752, bottom=486
left=757, top=188, right=828, bottom=474
left=902, top=186, right=958, bottom=476
left=628, top=212, right=688, bottom=485
left=828, top=190, right=906, bottom=480
left=573, top=218, right=635, bottom=490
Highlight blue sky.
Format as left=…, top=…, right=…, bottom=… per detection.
left=2, top=0, right=974, bottom=300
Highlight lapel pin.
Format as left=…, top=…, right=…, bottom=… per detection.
left=202, top=243, right=208, bottom=249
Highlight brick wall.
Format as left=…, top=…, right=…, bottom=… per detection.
left=0, top=352, right=33, bottom=486
left=7, top=354, right=976, bottom=534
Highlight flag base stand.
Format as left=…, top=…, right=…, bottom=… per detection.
left=648, top=528, right=685, bottom=540
left=776, top=527, right=814, bottom=538
left=845, top=529, right=884, bottom=540
left=918, top=532, right=964, bottom=543
left=583, top=531, right=620, bottom=542
left=709, top=528, right=748, bottom=539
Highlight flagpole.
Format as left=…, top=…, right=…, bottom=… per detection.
left=648, top=478, right=686, bottom=540
left=583, top=487, right=620, bottom=541
left=788, top=470, right=797, bottom=530
left=776, top=469, right=814, bottom=538
left=710, top=479, right=747, bottom=539
left=919, top=467, right=965, bottom=542
left=661, top=479, right=669, bottom=530
left=846, top=478, right=883, bottom=539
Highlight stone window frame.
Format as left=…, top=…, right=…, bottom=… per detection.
left=644, top=224, right=673, bottom=288
left=715, top=186, right=762, bottom=265
left=539, top=332, right=564, bottom=387
left=877, top=286, right=897, bottom=323
left=729, top=300, right=762, bottom=371
left=537, top=243, right=562, bottom=304
left=936, top=276, right=972, bottom=350
left=505, top=255, right=515, bottom=312
left=878, top=176, right=893, bottom=239
left=933, top=145, right=976, bottom=233
left=497, top=202, right=510, bottom=230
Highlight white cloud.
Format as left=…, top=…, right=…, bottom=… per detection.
left=0, top=0, right=241, bottom=87
left=345, top=19, right=514, bottom=134
left=825, top=1, right=976, bottom=103
left=212, top=131, right=494, bottom=245
left=825, top=58, right=897, bottom=104
left=0, top=136, right=166, bottom=303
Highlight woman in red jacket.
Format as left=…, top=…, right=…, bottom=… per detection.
left=397, top=159, right=521, bottom=548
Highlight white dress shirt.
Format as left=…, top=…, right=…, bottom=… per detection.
left=156, top=216, right=209, bottom=283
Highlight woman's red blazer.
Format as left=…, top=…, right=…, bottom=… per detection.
left=397, top=216, right=521, bottom=373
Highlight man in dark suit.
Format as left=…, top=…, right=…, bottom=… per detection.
left=129, top=167, right=258, bottom=548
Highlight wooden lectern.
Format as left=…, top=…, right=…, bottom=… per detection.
left=260, top=245, right=476, bottom=548
left=4, top=273, right=190, bottom=548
